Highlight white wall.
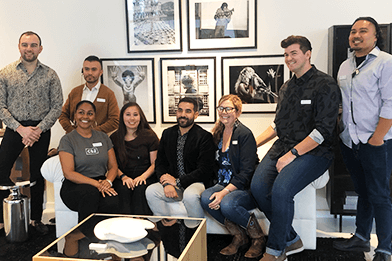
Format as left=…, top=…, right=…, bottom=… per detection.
left=1, top=0, right=392, bottom=147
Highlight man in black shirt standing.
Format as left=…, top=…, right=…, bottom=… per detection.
left=250, top=35, right=341, bottom=261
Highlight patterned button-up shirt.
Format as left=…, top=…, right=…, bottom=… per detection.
left=270, top=66, right=341, bottom=160
left=0, top=59, right=63, bottom=132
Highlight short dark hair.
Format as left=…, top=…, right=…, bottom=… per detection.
left=352, top=16, right=384, bottom=49
left=281, top=35, right=312, bottom=54
left=178, top=97, right=199, bottom=112
left=19, top=31, right=42, bottom=46
left=84, top=55, right=102, bottom=68
left=75, top=100, right=96, bottom=113
left=221, top=2, right=228, bottom=8
left=122, top=70, right=135, bottom=81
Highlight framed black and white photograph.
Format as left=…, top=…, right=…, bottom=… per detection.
left=125, top=0, right=182, bottom=53
left=101, top=58, right=156, bottom=123
left=160, top=57, right=216, bottom=123
left=222, top=55, right=289, bottom=113
left=187, top=0, right=256, bottom=51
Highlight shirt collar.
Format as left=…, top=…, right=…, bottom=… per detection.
left=351, top=46, right=380, bottom=60
left=83, top=82, right=101, bottom=92
left=16, top=59, right=42, bottom=70
left=293, top=65, right=316, bottom=85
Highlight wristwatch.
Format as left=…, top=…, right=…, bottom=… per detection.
left=291, top=148, right=300, bottom=157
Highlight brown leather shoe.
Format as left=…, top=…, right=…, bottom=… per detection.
left=244, top=213, right=265, bottom=258
left=220, top=219, right=248, bottom=255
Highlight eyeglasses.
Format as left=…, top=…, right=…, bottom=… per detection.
left=217, top=106, right=236, bottom=113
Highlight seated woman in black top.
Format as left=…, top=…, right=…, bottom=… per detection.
left=110, top=102, right=159, bottom=215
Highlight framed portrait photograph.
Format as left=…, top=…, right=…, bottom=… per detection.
left=222, top=55, right=289, bottom=113
left=125, top=0, right=182, bottom=53
left=160, top=57, right=216, bottom=123
left=101, top=58, right=156, bottom=123
left=187, top=0, right=256, bottom=51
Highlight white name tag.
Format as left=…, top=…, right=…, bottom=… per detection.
left=93, top=142, right=103, bottom=147
left=97, top=98, right=105, bottom=102
left=232, top=140, right=238, bottom=145
left=339, top=75, right=347, bottom=80
left=301, top=100, right=311, bottom=105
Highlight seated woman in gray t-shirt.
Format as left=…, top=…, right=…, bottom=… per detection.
left=58, top=100, right=120, bottom=224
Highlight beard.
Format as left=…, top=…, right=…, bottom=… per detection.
left=177, top=116, right=194, bottom=128
left=85, top=75, right=99, bottom=84
left=21, top=52, right=38, bottom=63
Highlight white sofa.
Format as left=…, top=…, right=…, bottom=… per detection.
left=41, top=152, right=329, bottom=250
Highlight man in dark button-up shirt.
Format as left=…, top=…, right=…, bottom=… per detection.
left=251, top=35, right=341, bottom=261
left=0, top=31, right=63, bottom=234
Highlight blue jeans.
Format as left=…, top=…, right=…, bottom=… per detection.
left=200, top=184, right=256, bottom=228
left=340, top=140, right=392, bottom=255
left=251, top=150, right=331, bottom=256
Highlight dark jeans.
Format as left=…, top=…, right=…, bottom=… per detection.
left=60, top=178, right=120, bottom=223
left=251, top=150, right=331, bottom=256
left=340, top=140, right=392, bottom=255
left=200, top=184, right=256, bottom=228
left=0, top=125, right=50, bottom=223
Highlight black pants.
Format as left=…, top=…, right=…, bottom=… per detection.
left=60, top=178, right=120, bottom=223
left=0, top=124, right=50, bottom=223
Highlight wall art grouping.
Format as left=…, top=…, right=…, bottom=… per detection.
left=109, top=1, right=285, bottom=123
left=101, top=58, right=156, bottom=123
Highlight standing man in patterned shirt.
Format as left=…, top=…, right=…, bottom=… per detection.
left=250, top=35, right=341, bottom=261
left=146, top=97, right=215, bottom=227
left=0, top=31, right=63, bottom=234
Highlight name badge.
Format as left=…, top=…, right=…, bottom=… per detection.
left=97, top=98, right=105, bottom=102
left=339, top=75, right=347, bottom=80
left=301, top=100, right=311, bottom=105
left=232, top=140, right=238, bottom=145
left=93, top=142, right=102, bottom=147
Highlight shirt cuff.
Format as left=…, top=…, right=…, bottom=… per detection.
left=309, top=129, right=324, bottom=144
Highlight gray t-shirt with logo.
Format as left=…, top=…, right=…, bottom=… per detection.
left=59, top=129, right=113, bottom=178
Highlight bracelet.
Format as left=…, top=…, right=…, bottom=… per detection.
left=106, top=179, right=112, bottom=187
left=224, top=188, right=231, bottom=193
left=119, top=174, right=126, bottom=180
left=162, top=183, right=170, bottom=188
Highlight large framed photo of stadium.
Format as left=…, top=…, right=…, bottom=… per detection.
left=101, top=58, right=156, bottom=123
left=160, top=57, right=216, bottom=123
left=125, top=0, right=182, bottom=53
left=187, top=0, right=256, bottom=51
left=221, top=55, right=289, bottom=113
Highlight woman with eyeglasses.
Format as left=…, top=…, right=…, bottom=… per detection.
left=200, top=94, right=264, bottom=258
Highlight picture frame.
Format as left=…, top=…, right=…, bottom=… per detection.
left=125, top=0, right=182, bottom=53
left=221, top=55, right=289, bottom=113
left=160, top=57, right=216, bottom=123
left=187, top=0, right=256, bottom=51
left=101, top=58, right=156, bottom=123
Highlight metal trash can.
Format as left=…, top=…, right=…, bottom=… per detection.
left=2, top=184, right=30, bottom=242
